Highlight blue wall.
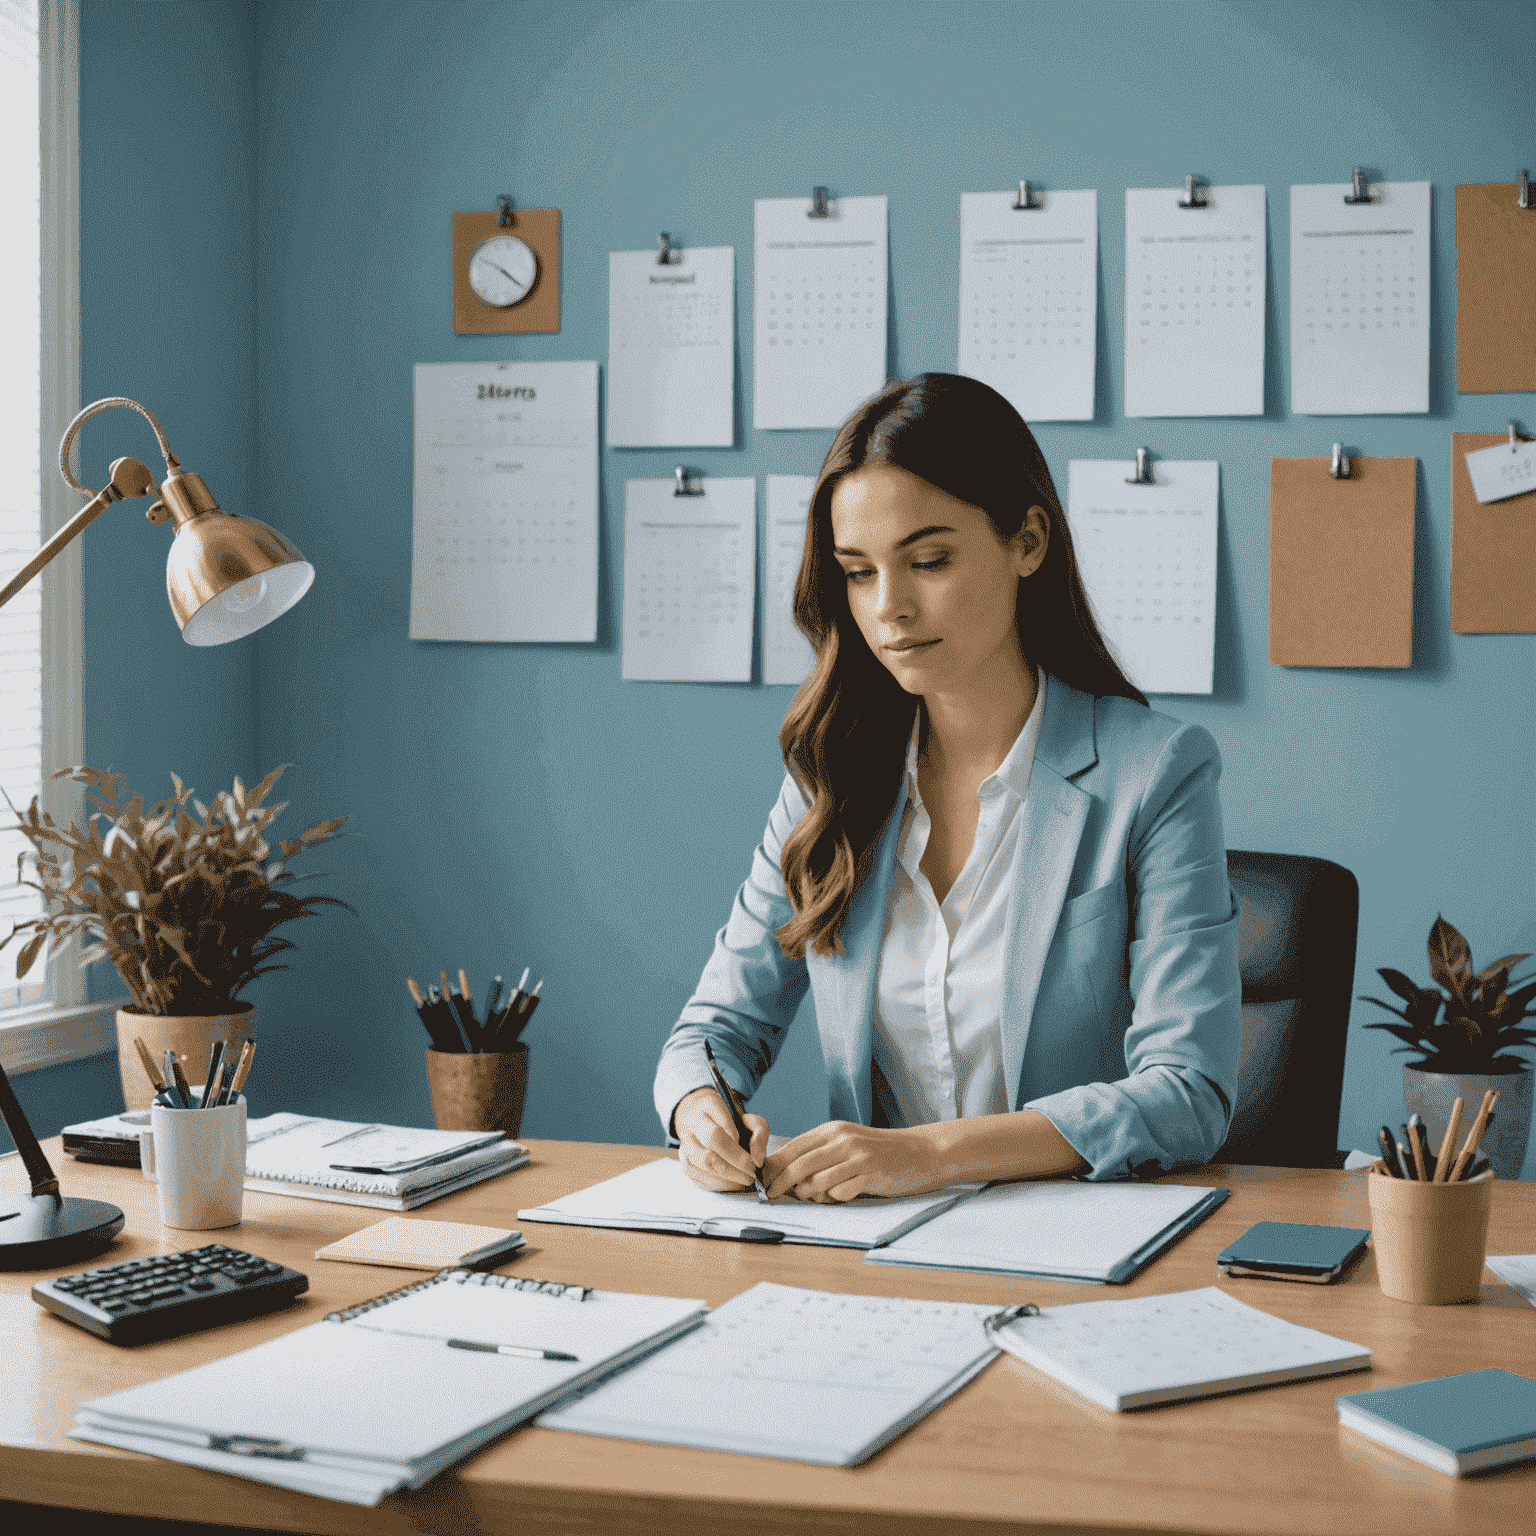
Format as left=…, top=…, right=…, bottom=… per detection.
left=14, top=0, right=1534, bottom=1179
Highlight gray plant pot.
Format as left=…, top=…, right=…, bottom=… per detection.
left=1401, top=1064, right=1533, bottom=1179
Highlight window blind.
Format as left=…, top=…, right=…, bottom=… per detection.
left=0, top=0, right=43, bottom=1008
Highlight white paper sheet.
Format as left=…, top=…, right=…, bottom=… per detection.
left=754, top=194, right=887, bottom=430
left=1065, top=459, right=1219, bottom=695
left=1486, top=1255, right=1536, bottom=1307
left=958, top=189, right=1096, bottom=421
left=1124, top=184, right=1265, bottom=418
left=763, top=474, right=817, bottom=685
left=1290, top=180, right=1431, bottom=414
left=538, top=1281, right=1002, bottom=1465
left=518, top=1156, right=976, bottom=1248
left=410, top=361, right=598, bottom=641
left=621, top=477, right=755, bottom=682
left=607, top=246, right=734, bottom=447
left=1464, top=437, right=1536, bottom=504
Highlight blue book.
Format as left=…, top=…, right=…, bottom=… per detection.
left=1336, top=1368, right=1536, bottom=1475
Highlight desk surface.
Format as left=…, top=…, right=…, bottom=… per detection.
left=3, top=1140, right=1534, bottom=1536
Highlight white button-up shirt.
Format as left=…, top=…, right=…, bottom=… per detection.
left=871, top=670, right=1046, bottom=1128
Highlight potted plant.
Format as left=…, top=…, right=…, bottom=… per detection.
left=1361, top=915, right=1536, bottom=1177
left=2, top=764, right=352, bottom=1110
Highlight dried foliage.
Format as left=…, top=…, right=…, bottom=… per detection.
left=2, top=764, right=354, bottom=1016
left=1361, top=915, right=1536, bottom=1074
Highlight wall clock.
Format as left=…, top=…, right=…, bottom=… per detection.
left=452, top=198, right=561, bottom=334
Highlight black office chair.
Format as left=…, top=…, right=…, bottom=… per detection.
left=1214, top=851, right=1360, bottom=1168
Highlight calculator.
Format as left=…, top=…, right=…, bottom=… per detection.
left=31, top=1243, right=308, bottom=1343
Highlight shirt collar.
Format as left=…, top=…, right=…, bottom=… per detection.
left=903, top=668, right=1047, bottom=805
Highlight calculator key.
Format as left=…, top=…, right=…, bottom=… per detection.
left=187, top=1279, right=216, bottom=1291
left=148, top=1286, right=185, bottom=1301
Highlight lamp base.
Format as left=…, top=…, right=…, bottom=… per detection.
left=0, top=1193, right=124, bottom=1270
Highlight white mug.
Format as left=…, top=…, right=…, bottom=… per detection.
left=139, top=1093, right=247, bottom=1230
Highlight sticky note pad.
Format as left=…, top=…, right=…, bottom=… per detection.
left=315, top=1216, right=524, bottom=1271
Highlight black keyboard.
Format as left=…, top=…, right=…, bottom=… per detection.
left=31, top=1243, right=309, bottom=1343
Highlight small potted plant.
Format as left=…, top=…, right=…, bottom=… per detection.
left=2, top=764, right=352, bottom=1110
left=1361, top=915, right=1536, bottom=1177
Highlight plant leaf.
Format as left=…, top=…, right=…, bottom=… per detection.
left=1426, top=915, right=1473, bottom=1003
left=1475, top=953, right=1530, bottom=985
left=1376, top=967, right=1426, bottom=1004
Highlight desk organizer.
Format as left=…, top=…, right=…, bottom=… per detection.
left=425, top=1045, right=529, bottom=1139
left=1367, top=1167, right=1494, bottom=1304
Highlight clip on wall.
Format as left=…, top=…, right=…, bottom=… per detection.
left=657, top=232, right=680, bottom=265
left=1013, top=180, right=1039, bottom=210
left=1518, top=171, right=1530, bottom=210
left=1344, top=168, right=1373, bottom=204
left=1331, top=443, right=1352, bottom=479
left=1177, top=175, right=1207, bottom=209
left=1125, top=448, right=1156, bottom=485
left=808, top=186, right=831, bottom=219
left=674, top=466, right=703, bottom=497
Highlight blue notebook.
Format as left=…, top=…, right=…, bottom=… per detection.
left=1336, top=1368, right=1536, bottom=1475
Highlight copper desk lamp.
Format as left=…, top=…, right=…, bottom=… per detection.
left=0, top=395, right=314, bottom=640
left=0, top=397, right=314, bottom=1266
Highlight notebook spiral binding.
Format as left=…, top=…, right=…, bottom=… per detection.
left=325, top=1267, right=592, bottom=1322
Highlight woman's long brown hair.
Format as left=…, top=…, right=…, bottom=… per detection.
left=775, top=372, right=1147, bottom=959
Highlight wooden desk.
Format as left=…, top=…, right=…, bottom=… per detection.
left=3, top=1140, right=1534, bottom=1536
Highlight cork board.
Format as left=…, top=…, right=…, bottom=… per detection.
left=1455, top=183, right=1536, bottom=393
left=1451, top=432, right=1536, bottom=633
left=1269, top=456, right=1416, bottom=668
left=452, top=208, right=561, bottom=335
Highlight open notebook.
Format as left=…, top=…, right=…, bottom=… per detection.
left=518, top=1156, right=978, bottom=1248
left=71, top=1269, right=706, bottom=1506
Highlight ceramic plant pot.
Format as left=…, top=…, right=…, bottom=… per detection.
left=425, top=1044, right=529, bottom=1139
left=1402, top=1064, right=1533, bottom=1179
left=116, top=1004, right=258, bottom=1112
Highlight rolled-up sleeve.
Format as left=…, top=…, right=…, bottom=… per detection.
left=653, top=772, right=812, bottom=1140
left=1023, top=724, right=1243, bottom=1178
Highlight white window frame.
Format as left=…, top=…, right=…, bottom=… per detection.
left=0, top=0, right=124, bottom=1076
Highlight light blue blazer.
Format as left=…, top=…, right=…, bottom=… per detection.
left=653, top=674, right=1243, bottom=1179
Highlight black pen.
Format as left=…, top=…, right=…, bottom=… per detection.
left=202, top=1040, right=226, bottom=1110
left=1395, top=1128, right=1417, bottom=1180
left=491, top=968, right=530, bottom=1045
left=1376, top=1126, right=1401, bottom=1176
left=703, top=1040, right=768, bottom=1202
left=446, top=1338, right=577, bottom=1361
left=164, top=1049, right=193, bottom=1108
left=484, top=976, right=503, bottom=1029
left=509, top=979, right=542, bottom=1041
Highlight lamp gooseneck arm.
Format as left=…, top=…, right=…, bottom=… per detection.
left=57, top=396, right=179, bottom=493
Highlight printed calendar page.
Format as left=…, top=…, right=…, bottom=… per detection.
left=1290, top=180, right=1430, bottom=414
left=763, top=475, right=817, bottom=686
left=958, top=189, right=1096, bottom=421
left=1066, top=459, right=1219, bottom=695
left=621, top=477, right=756, bottom=682
left=1124, top=184, right=1265, bottom=417
left=753, top=195, right=888, bottom=430
left=607, top=246, right=734, bottom=447
left=410, top=361, right=598, bottom=642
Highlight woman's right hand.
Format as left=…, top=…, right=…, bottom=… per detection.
left=674, top=1085, right=770, bottom=1192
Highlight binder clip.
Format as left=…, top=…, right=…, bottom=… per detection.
left=1125, top=448, right=1155, bottom=485
left=1330, top=443, right=1351, bottom=479
left=674, top=466, right=703, bottom=497
left=1344, top=168, right=1373, bottom=204
left=1511, top=422, right=1528, bottom=450
left=1012, top=180, right=1039, bottom=210
left=1519, top=171, right=1530, bottom=210
left=1176, top=175, right=1207, bottom=209
left=657, top=232, right=680, bottom=265
left=982, top=1302, right=1039, bottom=1337
left=808, top=185, right=831, bottom=219
left=496, top=195, right=515, bottom=227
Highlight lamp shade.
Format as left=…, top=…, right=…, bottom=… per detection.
left=167, top=510, right=315, bottom=645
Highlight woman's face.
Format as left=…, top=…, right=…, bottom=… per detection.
left=829, top=463, right=1048, bottom=698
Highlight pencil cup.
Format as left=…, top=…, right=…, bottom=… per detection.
left=139, top=1093, right=247, bottom=1230
left=1367, top=1166, right=1494, bottom=1304
left=425, top=1044, right=529, bottom=1138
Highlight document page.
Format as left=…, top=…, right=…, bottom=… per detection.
left=607, top=246, right=734, bottom=447
left=1290, top=180, right=1430, bottom=414
left=621, top=477, right=755, bottom=682
left=410, top=360, right=598, bottom=641
left=958, top=189, right=1096, bottom=421
left=538, top=1281, right=1002, bottom=1465
left=1123, top=184, right=1265, bottom=417
left=1065, top=459, right=1219, bottom=695
left=753, top=194, right=887, bottom=429
left=518, top=1156, right=976, bottom=1248
left=763, top=474, right=817, bottom=685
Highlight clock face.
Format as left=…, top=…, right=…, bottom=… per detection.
left=468, top=234, right=539, bottom=307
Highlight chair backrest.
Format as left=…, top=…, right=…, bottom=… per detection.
left=1216, top=850, right=1360, bottom=1168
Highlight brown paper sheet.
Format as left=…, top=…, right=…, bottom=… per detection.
left=1455, top=183, right=1536, bottom=393
left=1451, top=433, right=1536, bottom=633
left=1269, top=456, right=1415, bottom=668
left=452, top=208, right=561, bottom=335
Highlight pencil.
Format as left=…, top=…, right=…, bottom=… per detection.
left=1449, top=1089, right=1498, bottom=1182
left=1407, top=1115, right=1428, bottom=1181
left=1432, top=1096, right=1464, bottom=1183
left=227, top=1039, right=257, bottom=1099
left=132, top=1036, right=165, bottom=1095
left=407, top=977, right=424, bottom=1008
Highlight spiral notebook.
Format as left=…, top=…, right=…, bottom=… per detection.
left=71, top=1268, right=707, bottom=1506
left=242, top=1113, right=530, bottom=1209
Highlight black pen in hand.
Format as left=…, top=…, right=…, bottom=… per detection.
left=702, top=1040, right=768, bottom=1203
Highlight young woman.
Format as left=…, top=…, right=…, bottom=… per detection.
left=655, top=373, right=1241, bottom=1201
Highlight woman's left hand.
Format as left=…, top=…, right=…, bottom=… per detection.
left=761, top=1121, right=940, bottom=1202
